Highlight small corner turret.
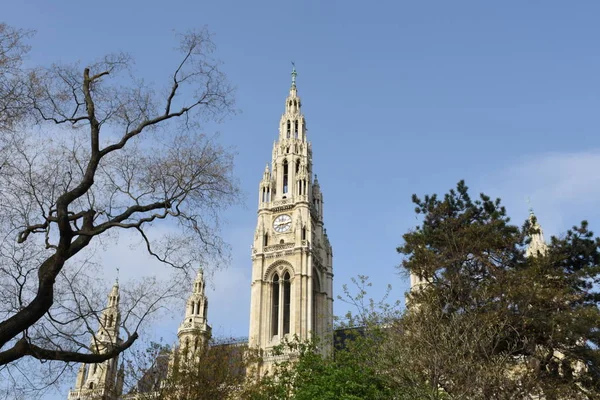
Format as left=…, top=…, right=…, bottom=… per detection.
left=176, top=267, right=211, bottom=362
left=67, top=279, right=123, bottom=400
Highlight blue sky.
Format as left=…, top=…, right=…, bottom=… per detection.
left=3, top=1, right=600, bottom=398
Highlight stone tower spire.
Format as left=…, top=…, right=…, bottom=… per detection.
left=249, top=69, right=334, bottom=376
left=526, top=208, right=548, bottom=257
left=67, top=281, right=123, bottom=400
left=177, top=268, right=211, bottom=362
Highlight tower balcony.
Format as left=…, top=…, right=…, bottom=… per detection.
left=259, top=195, right=310, bottom=211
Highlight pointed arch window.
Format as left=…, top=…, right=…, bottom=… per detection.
left=271, top=271, right=292, bottom=337
left=286, top=121, right=291, bottom=138
left=313, top=271, right=321, bottom=334
left=282, top=159, right=289, bottom=194
left=283, top=272, right=291, bottom=335
left=271, top=274, right=280, bottom=336
left=294, top=120, right=299, bottom=138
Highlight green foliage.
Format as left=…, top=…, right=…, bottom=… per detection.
left=248, top=336, right=397, bottom=400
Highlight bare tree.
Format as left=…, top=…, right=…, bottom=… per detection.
left=123, top=338, right=260, bottom=400
left=0, top=23, right=239, bottom=380
left=0, top=23, right=31, bottom=132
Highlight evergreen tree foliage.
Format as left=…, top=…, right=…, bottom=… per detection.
left=398, top=180, right=600, bottom=399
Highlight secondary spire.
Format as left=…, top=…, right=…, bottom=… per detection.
left=526, top=207, right=548, bottom=257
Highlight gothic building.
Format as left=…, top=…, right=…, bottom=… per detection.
left=67, top=282, right=125, bottom=400
left=67, top=68, right=334, bottom=397
left=248, top=66, right=334, bottom=373
left=172, top=268, right=212, bottom=366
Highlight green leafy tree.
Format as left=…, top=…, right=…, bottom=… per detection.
left=247, top=336, right=395, bottom=400
left=397, top=181, right=600, bottom=399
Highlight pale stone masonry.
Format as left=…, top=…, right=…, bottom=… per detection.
left=67, top=69, right=334, bottom=396
left=248, top=67, right=334, bottom=375
left=67, top=282, right=124, bottom=400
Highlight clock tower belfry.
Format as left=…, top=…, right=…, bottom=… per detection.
left=248, top=67, right=333, bottom=372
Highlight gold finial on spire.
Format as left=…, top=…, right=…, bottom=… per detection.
left=291, top=62, right=297, bottom=87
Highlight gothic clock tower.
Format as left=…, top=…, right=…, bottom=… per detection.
left=248, top=67, right=333, bottom=373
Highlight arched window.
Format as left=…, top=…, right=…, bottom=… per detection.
left=301, top=226, right=306, bottom=240
left=263, top=233, right=269, bottom=246
left=294, top=120, right=298, bottom=137
left=108, top=314, right=114, bottom=327
left=203, top=301, right=208, bottom=320
left=283, top=272, right=291, bottom=335
left=272, top=274, right=280, bottom=336
left=183, top=338, right=189, bottom=357
left=89, top=382, right=94, bottom=389
left=282, top=160, right=289, bottom=194
left=286, top=121, right=291, bottom=138
left=313, top=271, right=321, bottom=334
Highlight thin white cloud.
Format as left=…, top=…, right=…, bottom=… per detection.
left=485, top=150, right=600, bottom=237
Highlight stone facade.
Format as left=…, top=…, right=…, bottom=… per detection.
left=68, top=69, right=334, bottom=396
left=248, top=68, right=334, bottom=374
left=67, top=282, right=124, bottom=400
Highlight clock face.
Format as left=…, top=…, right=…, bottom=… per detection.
left=273, top=214, right=292, bottom=233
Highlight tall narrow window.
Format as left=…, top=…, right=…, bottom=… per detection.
left=263, top=233, right=268, bottom=246
left=294, top=120, right=299, bottom=138
left=283, top=272, right=291, bottom=335
left=286, top=121, right=291, bottom=138
left=283, top=160, right=288, bottom=194
left=183, top=338, right=189, bottom=357
left=301, top=226, right=306, bottom=240
left=313, top=272, right=320, bottom=334
left=203, top=302, right=208, bottom=320
left=108, top=314, right=114, bottom=327
left=272, top=274, right=280, bottom=336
